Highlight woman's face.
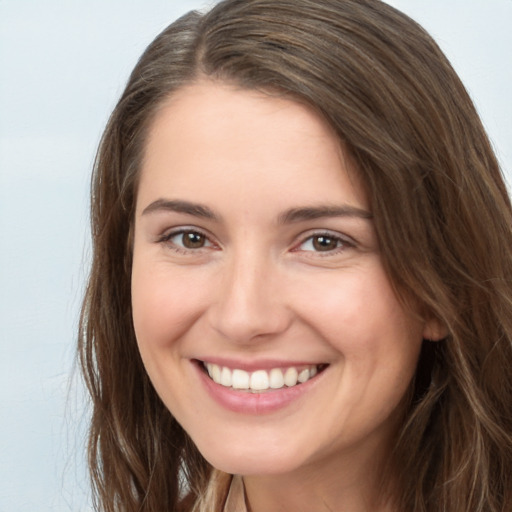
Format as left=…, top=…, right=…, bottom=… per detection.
left=131, top=81, right=436, bottom=478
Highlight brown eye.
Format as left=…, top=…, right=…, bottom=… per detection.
left=161, top=229, right=213, bottom=251
left=296, top=233, right=348, bottom=254
left=181, top=231, right=206, bottom=249
left=312, top=235, right=340, bottom=251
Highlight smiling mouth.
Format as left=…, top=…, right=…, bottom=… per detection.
left=199, top=361, right=327, bottom=393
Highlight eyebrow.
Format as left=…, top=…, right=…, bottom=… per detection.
left=278, top=205, right=372, bottom=224
left=141, top=199, right=219, bottom=220
left=141, top=199, right=372, bottom=224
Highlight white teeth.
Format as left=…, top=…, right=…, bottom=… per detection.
left=284, top=367, right=298, bottom=387
left=297, top=368, right=310, bottom=383
left=204, top=363, right=321, bottom=392
left=269, top=368, right=285, bottom=389
left=211, top=364, right=221, bottom=383
left=220, top=367, right=232, bottom=387
left=232, top=369, right=250, bottom=390
left=250, top=370, right=269, bottom=391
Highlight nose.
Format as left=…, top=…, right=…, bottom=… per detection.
left=208, top=251, right=292, bottom=344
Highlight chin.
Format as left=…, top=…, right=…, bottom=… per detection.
left=198, top=441, right=308, bottom=476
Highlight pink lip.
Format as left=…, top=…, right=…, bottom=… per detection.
left=193, top=360, right=326, bottom=415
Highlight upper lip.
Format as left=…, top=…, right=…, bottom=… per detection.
left=194, top=357, right=328, bottom=372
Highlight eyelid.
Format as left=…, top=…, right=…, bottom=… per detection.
left=156, top=226, right=357, bottom=256
left=292, top=229, right=356, bottom=254
left=157, top=226, right=218, bottom=251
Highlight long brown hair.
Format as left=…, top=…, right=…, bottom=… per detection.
left=79, top=1, right=512, bottom=510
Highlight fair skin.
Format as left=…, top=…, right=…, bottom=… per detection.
left=131, top=81, right=441, bottom=512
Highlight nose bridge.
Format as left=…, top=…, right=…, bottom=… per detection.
left=210, top=244, right=289, bottom=343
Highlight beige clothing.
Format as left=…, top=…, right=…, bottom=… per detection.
left=224, top=475, right=247, bottom=512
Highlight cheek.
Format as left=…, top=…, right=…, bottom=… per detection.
left=293, top=264, right=423, bottom=371
left=130, top=263, right=212, bottom=411
left=131, top=263, right=209, bottom=350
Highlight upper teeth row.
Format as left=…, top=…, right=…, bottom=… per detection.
left=204, top=363, right=319, bottom=392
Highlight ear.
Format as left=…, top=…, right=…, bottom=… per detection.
left=422, top=316, right=448, bottom=341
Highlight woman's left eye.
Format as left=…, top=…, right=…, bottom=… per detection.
left=296, top=233, right=351, bottom=253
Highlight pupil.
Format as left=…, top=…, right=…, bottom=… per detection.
left=313, top=236, right=337, bottom=251
left=183, top=232, right=205, bottom=249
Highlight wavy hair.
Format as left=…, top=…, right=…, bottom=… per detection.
left=79, top=1, right=512, bottom=510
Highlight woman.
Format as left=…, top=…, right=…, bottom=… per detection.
left=79, top=0, right=512, bottom=510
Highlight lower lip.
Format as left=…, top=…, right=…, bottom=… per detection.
left=194, top=363, right=324, bottom=415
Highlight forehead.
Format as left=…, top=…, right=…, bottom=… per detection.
left=137, top=80, right=367, bottom=215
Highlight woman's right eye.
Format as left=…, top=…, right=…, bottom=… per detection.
left=159, top=229, right=214, bottom=251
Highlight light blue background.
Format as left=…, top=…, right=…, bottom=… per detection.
left=1, top=1, right=511, bottom=510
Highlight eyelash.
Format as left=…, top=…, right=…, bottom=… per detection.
left=157, top=228, right=355, bottom=256
left=293, top=231, right=355, bottom=255
left=157, top=228, right=215, bottom=254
